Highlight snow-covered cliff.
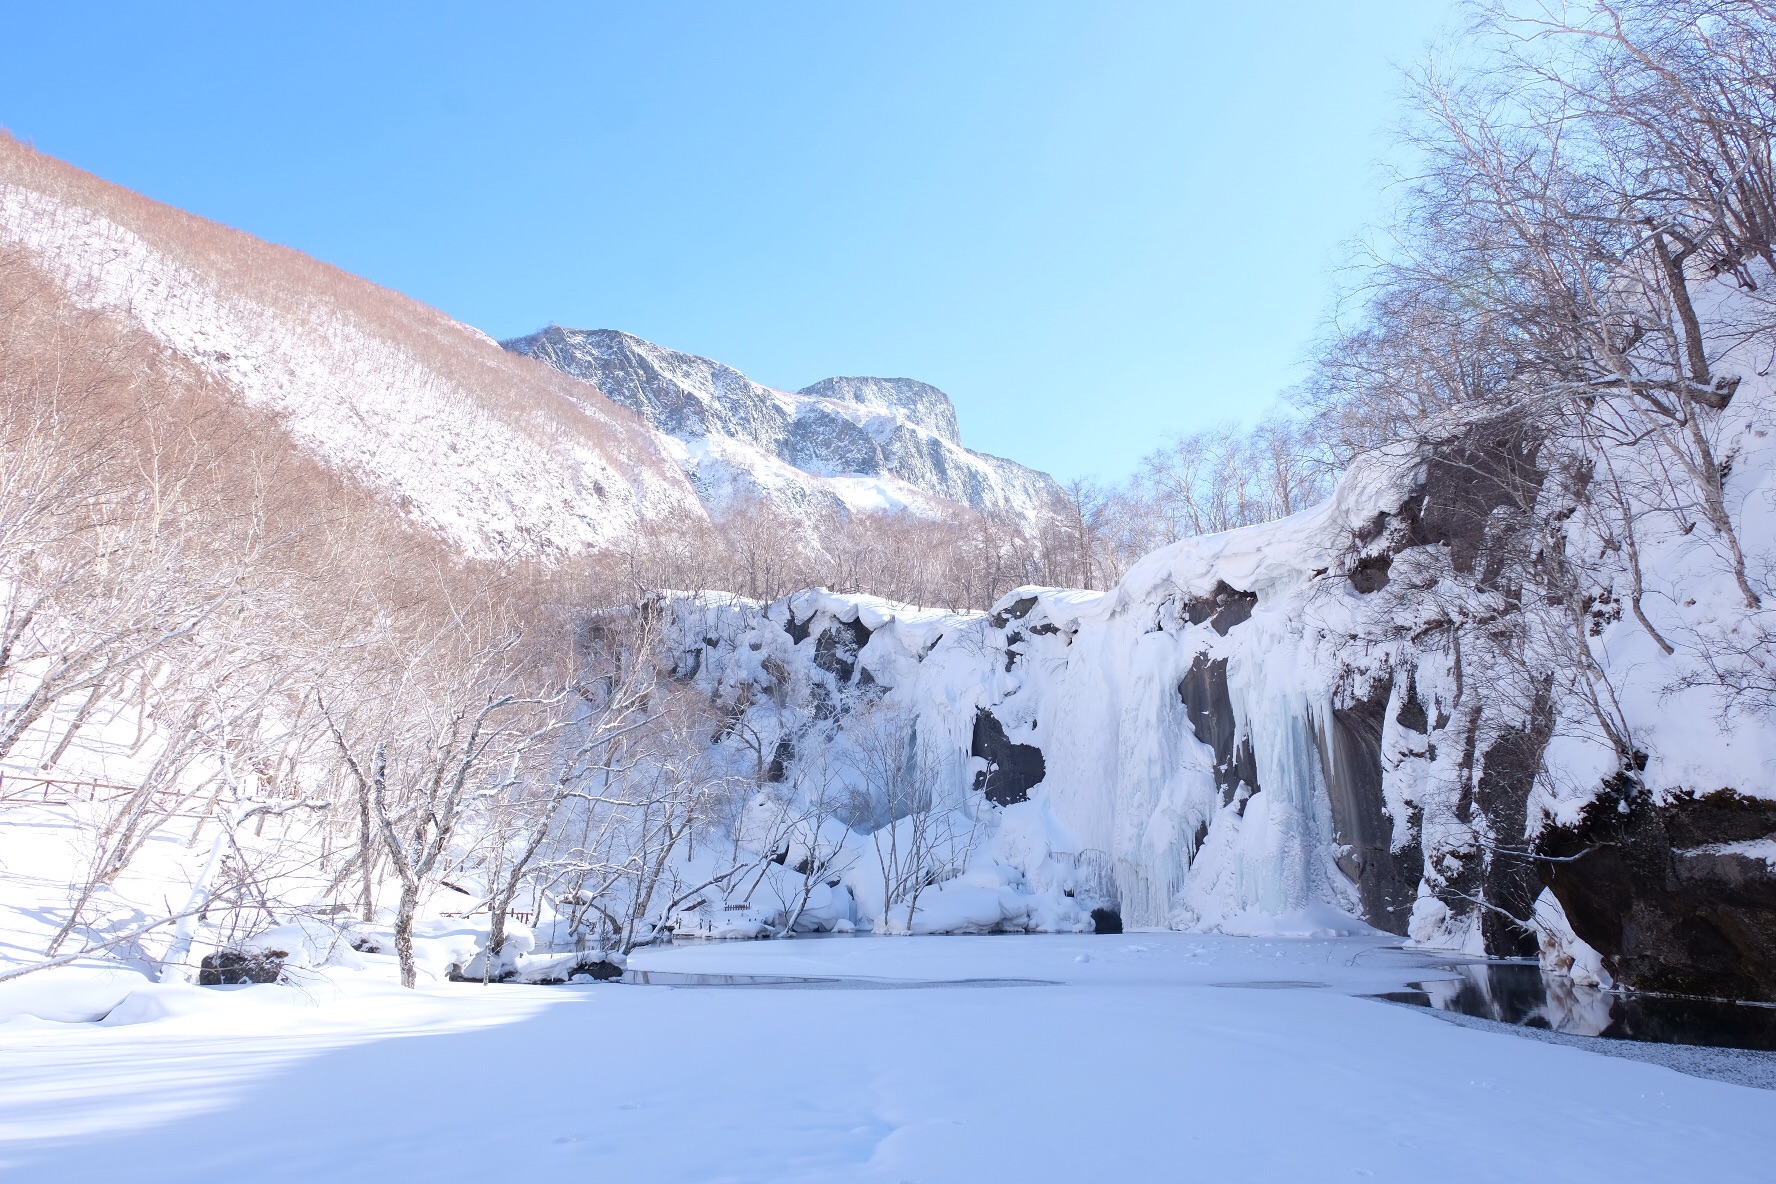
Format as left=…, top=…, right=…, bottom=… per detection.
left=503, top=326, right=1064, bottom=525
left=664, top=387, right=1776, bottom=998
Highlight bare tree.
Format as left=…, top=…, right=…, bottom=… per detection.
left=846, top=703, right=981, bottom=934
left=323, top=597, right=559, bottom=988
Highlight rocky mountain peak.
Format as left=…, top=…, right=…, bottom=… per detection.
left=794, top=376, right=960, bottom=445
left=502, top=326, right=1062, bottom=524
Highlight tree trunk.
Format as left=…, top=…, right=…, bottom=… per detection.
left=1653, top=232, right=1711, bottom=388
left=394, top=884, right=419, bottom=988
left=358, top=778, right=376, bottom=922
left=159, top=814, right=233, bottom=983
left=485, top=905, right=507, bottom=984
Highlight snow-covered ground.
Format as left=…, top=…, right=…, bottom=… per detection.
left=1, top=933, right=1770, bottom=1183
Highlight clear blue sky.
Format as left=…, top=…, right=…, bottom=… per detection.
left=0, top=2, right=1456, bottom=483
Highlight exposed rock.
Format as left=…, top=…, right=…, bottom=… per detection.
left=1319, top=678, right=1419, bottom=936
left=1415, top=427, right=1545, bottom=579
left=990, top=595, right=1039, bottom=629
left=1185, top=581, right=1257, bottom=635
left=1541, top=787, right=1776, bottom=1001
left=1395, top=677, right=1430, bottom=735
left=767, top=737, right=794, bottom=783
left=1473, top=684, right=1557, bottom=958
left=1348, top=554, right=1392, bottom=594
left=569, top=958, right=625, bottom=982
left=971, top=709, right=1045, bottom=806
left=812, top=616, right=872, bottom=683
left=1178, top=655, right=1258, bottom=807
left=199, top=949, right=287, bottom=985
left=1091, top=908, right=1124, bottom=934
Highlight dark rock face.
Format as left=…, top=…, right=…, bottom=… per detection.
left=1178, top=654, right=1259, bottom=808
left=990, top=595, right=1038, bottom=629
left=571, top=959, right=624, bottom=981
left=1348, top=554, right=1392, bottom=594
left=1091, top=908, right=1124, bottom=934
left=674, top=646, right=702, bottom=681
left=971, top=709, right=1045, bottom=806
left=1415, top=428, right=1546, bottom=579
left=1342, top=424, right=1546, bottom=592
left=1395, top=677, right=1430, bottom=735
left=1318, top=679, right=1419, bottom=936
left=1473, top=684, right=1556, bottom=958
left=1336, top=423, right=1541, bottom=601
left=812, top=616, right=872, bottom=683
left=788, top=405, right=888, bottom=477
left=199, top=949, right=287, bottom=985
left=767, top=736, right=793, bottom=783
left=1185, top=582, right=1257, bottom=636
left=1541, top=786, right=1776, bottom=1001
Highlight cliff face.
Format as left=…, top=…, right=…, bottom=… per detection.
left=664, top=398, right=1776, bottom=997
left=503, top=327, right=1064, bottom=525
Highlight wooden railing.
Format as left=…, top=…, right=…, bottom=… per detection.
left=0, top=770, right=218, bottom=819
left=0, top=770, right=145, bottom=806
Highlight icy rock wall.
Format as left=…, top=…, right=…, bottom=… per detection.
left=663, top=449, right=1440, bottom=940
left=667, top=358, right=1776, bottom=995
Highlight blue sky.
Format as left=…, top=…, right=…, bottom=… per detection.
left=0, top=2, right=1456, bottom=483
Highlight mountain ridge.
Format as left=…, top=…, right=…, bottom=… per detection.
left=502, top=326, right=1064, bottom=526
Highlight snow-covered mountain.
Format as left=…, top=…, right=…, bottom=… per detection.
left=502, top=327, right=1064, bottom=525
left=0, top=136, right=705, bottom=560
left=0, top=135, right=1063, bottom=556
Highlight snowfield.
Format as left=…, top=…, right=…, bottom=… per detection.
left=0, top=934, right=1771, bottom=1183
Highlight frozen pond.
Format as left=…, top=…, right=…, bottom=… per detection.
left=621, top=969, right=1059, bottom=989
left=1, top=933, right=1772, bottom=1183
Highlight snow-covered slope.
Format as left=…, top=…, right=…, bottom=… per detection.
left=503, top=327, right=1065, bottom=525
left=0, top=136, right=705, bottom=559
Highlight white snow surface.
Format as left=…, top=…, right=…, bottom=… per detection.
left=0, top=935, right=1771, bottom=1183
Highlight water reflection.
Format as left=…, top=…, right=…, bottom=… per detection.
left=1378, top=963, right=1776, bottom=1051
